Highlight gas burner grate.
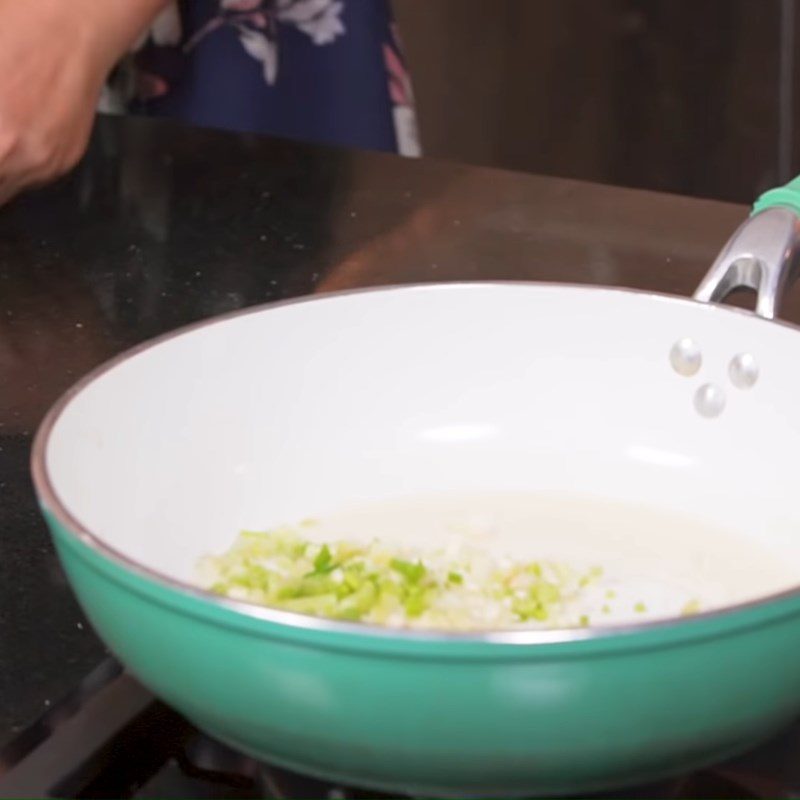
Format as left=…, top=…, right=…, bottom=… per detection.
left=251, top=762, right=770, bottom=800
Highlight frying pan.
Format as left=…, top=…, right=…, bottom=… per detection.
left=30, top=179, right=800, bottom=797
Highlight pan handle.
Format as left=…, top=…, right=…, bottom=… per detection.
left=693, top=178, right=800, bottom=320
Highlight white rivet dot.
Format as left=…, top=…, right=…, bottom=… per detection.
left=694, top=383, right=726, bottom=418
left=670, top=338, right=702, bottom=377
left=729, top=353, right=758, bottom=389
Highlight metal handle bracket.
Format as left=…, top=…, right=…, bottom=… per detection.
left=693, top=206, right=800, bottom=320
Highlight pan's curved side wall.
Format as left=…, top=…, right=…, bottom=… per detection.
left=47, top=513, right=800, bottom=798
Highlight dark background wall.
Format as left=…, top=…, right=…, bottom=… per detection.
left=394, top=0, right=798, bottom=204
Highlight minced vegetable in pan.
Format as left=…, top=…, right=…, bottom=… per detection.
left=195, top=524, right=702, bottom=630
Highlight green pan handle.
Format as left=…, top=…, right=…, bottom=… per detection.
left=752, top=175, right=800, bottom=216
left=694, top=177, right=800, bottom=319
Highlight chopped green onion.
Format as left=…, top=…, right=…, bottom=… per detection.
left=310, top=543, right=338, bottom=575
left=197, top=526, right=700, bottom=631
left=579, top=566, right=604, bottom=588
left=681, top=598, right=701, bottom=616
left=390, top=558, right=426, bottom=584
left=403, top=587, right=430, bottom=617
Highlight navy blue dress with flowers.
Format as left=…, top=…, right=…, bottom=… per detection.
left=102, top=0, right=420, bottom=156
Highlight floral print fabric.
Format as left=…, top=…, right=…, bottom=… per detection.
left=104, top=0, right=420, bottom=156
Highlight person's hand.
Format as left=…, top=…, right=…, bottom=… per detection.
left=0, top=0, right=169, bottom=206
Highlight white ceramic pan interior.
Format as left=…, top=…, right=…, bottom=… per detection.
left=37, top=206, right=800, bottom=628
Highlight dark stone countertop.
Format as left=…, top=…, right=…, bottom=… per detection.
left=0, top=113, right=763, bottom=747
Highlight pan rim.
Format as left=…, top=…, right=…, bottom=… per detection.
left=30, top=279, right=800, bottom=646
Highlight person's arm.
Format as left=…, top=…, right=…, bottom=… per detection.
left=0, top=0, right=171, bottom=205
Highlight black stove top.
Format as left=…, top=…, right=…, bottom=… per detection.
left=1, top=659, right=798, bottom=800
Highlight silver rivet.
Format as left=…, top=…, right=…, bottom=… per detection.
left=729, top=352, right=758, bottom=389
left=670, top=337, right=702, bottom=376
left=694, top=383, right=726, bottom=418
